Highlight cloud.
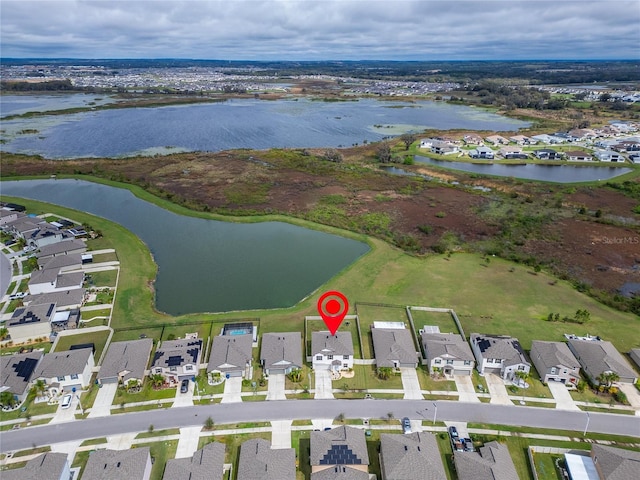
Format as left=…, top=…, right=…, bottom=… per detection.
left=1, top=0, right=638, bottom=59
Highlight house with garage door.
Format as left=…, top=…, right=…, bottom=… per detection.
left=311, top=426, right=369, bottom=478
left=98, top=338, right=153, bottom=387
left=566, top=337, right=637, bottom=385
left=311, top=331, right=354, bottom=372
left=454, top=441, right=518, bottom=480
left=422, top=332, right=475, bottom=376
left=32, top=347, right=95, bottom=398
left=208, top=333, right=253, bottom=378
left=151, top=338, right=202, bottom=384
left=470, top=333, right=531, bottom=383
left=260, top=332, right=302, bottom=375
left=530, top=340, right=581, bottom=386
left=371, top=322, right=419, bottom=369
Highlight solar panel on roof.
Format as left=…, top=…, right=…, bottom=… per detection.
left=12, top=357, right=39, bottom=380
left=167, top=355, right=184, bottom=367
left=318, top=445, right=362, bottom=465
left=46, top=304, right=55, bottom=316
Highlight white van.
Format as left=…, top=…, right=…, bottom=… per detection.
left=61, top=394, right=72, bottom=409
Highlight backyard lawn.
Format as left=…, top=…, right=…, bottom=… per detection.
left=53, top=328, right=111, bottom=361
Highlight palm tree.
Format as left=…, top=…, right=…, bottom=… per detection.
left=597, top=372, right=619, bottom=391
left=33, top=379, right=46, bottom=400
left=514, top=370, right=530, bottom=388
left=377, top=367, right=393, bottom=380
left=150, top=374, right=164, bottom=389
left=0, top=391, right=16, bottom=408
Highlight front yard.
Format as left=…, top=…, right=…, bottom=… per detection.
left=112, top=379, right=176, bottom=405
left=334, top=364, right=403, bottom=392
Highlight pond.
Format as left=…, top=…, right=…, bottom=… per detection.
left=0, top=96, right=529, bottom=158
left=0, top=179, right=369, bottom=315
left=413, top=156, right=632, bottom=183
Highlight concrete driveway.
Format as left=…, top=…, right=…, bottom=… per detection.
left=270, top=420, right=292, bottom=449
left=175, top=427, right=202, bottom=458
left=547, top=381, right=580, bottom=411
left=454, top=375, right=480, bottom=403
left=618, top=383, right=640, bottom=415
left=266, top=374, right=286, bottom=401
left=400, top=368, right=423, bottom=400
left=173, top=380, right=194, bottom=407
left=485, top=373, right=512, bottom=405
left=221, top=377, right=243, bottom=403
left=50, top=395, right=79, bottom=424
left=314, top=369, right=334, bottom=399
left=87, top=383, right=118, bottom=418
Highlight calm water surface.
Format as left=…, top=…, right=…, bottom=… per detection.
left=0, top=96, right=529, bottom=158
left=0, top=179, right=369, bottom=315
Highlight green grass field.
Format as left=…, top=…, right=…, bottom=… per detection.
left=53, top=329, right=111, bottom=361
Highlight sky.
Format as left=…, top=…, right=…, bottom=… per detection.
left=1, top=0, right=639, bottom=60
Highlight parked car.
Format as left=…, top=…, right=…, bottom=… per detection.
left=452, top=438, right=465, bottom=452
left=402, top=417, right=412, bottom=434
left=180, top=379, right=189, bottom=393
left=448, top=426, right=458, bottom=438
left=61, top=394, right=72, bottom=409
left=464, top=438, right=474, bottom=452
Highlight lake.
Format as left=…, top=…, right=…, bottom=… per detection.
left=0, top=95, right=529, bottom=158
left=0, top=179, right=369, bottom=315
left=413, top=156, right=632, bottom=183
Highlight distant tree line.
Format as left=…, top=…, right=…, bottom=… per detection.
left=1, top=79, right=79, bottom=91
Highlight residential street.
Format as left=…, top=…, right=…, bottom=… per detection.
left=2, top=399, right=638, bottom=452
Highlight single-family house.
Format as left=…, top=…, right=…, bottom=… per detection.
left=37, top=253, right=83, bottom=272
left=152, top=338, right=203, bottom=383
left=468, top=146, right=495, bottom=159
left=208, top=333, right=253, bottom=378
left=591, top=444, right=640, bottom=480
left=498, top=146, right=526, bottom=159
left=371, top=323, right=418, bottom=368
left=98, top=338, right=153, bottom=386
left=430, top=140, right=459, bottom=155
left=311, top=426, right=369, bottom=476
left=237, top=438, right=296, bottom=480
left=0, top=208, right=23, bottom=226
left=2, top=452, right=71, bottom=480
left=260, top=332, right=302, bottom=375
left=454, top=441, right=518, bottom=480
left=595, top=150, right=626, bottom=162
left=485, top=135, right=509, bottom=146
left=567, top=338, right=637, bottom=384
left=530, top=340, right=581, bottom=386
left=28, top=269, right=84, bottom=295
left=463, top=134, right=484, bottom=146
left=630, top=348, right=640, bottom=370
left=32, top=347, right=95, bottom=397
left=36, top=238, right=86, bottom=260
left=422, top=333, right=475, bottom=376
left=567, top=128, right=597, bottom=141
left=470, top=334, right=531, bottom=383
left=534, top=148, right=563, bottom=160
left=6, top=303, right=56, bottom=344
left=612, top=140, right=640, bottom=152
left=509, top=135, right=536, bottom=145
left=629, top=153, right=640, bottom=164
left=24, top=289, right=85, bottom=311
left=565, top=150, right=593, bottom=162
left=26, top=224, right=68, bottom=249
left=311, top=466, right=368, bottom=479
left=4, top=216, right=45, bottom=240
left=0, top=350, right=44, bottom=405
left=163, top=442, right=225, bottom=480
left=311, top=331, right=354, bottom=372
left=82, top=447, right=152, bottom=480
left=419, top=138, right=434, bottom=149
left=379, top=432, right=447, bottom=480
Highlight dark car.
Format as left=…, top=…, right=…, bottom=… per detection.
left=448, top=426, right=458, bottom=438
left=402, top=417, right=412, bottom=434
left=464, top=438, right=474, bottom=452
left=180, top=379, right=189, bottom=393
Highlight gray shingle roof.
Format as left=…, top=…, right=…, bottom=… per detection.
left=453, top=441, right=518, bottom=480
left=28, top=269, right=83, bottom=289
left=36, top=239, right=86, bottom=258
left=8, top=303, right=56, bottom=327
left=591, top=444, right=640, bottom=480
left=567, top=338, right=637, bottom=381
left=25, top=289, right=85, bottom=309
left=2, top=452, right=69, bottom=480
left=33, top=348, right=93, bottom=379
left=0, top=350, right=43, bottom=397
left=207, top=334, right=253, bottom=373
left=630, top=348, right=640, bottom=369
left=237, top=438, right=296, bottom=480
left=311, top=332, right=354, bottom=357
left=98, top=339, right=153, bottom=383
left=530, top=341, right=580, bottom=371
left=310, top=426, right=369, bottom=467
left=379, top=432, right=447, bottom=480
left=153, top=339, right=202, bottom=369
left=82, top=447, right=151, bottom=480
left=162, top=442, right=225, bottom=480
left=471, top=334, right=530, bottom=367
left=260, top=332, right=302, bottom=371
left=371, top=328, right=417, bottom=367
left=422, top=333, right=474, bottom=362
left=37, top=253, right=82, bottom=270
left=311, top=466, right=370, bottom=480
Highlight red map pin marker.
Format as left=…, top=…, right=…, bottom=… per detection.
left=317, top=290, right=349, bottom=335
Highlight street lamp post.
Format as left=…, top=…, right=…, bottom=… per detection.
left=583, top=412, right=590, bottom=436
left=432, top=402, right=438, bottom=425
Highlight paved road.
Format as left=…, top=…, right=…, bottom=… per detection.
left=0, top=251, right=12, bottom=297
left=3, top=400, right=639, bottom=452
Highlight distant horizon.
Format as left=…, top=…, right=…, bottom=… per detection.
left=2, top=58, right=639, bottom=63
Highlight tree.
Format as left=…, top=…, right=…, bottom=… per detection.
left=335, top=412, right=345, bottom=423
left=574, top=309, right=591, bottom=324
left=322, top=149, right=343, bottom=163
left=400, top=133, right=417, bottom=150
left=376, top=367, right=393, bottom=380
left=150, top=374, right=164, bottom=389
left=0, top=391, right=17, bottom=408
left=0, top=327, right=8, bottom=341
left=597, top=372, right=619, bottom=390
left=376, top=142, right=392, bottom=163
left=33, top=379, right=46, bottom=400
left=514, top=370, right=530, bottom=388
left=204, top=416, right=215, bottom=430
left=288, top=368, right=302, bottom=383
